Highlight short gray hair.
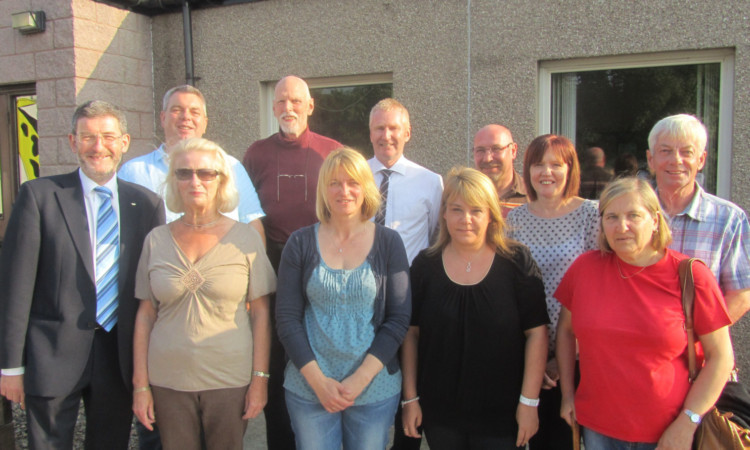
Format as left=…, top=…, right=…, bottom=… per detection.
left=648, top=114, right=707, bottom=153
left=162, top=85, right=207, bottom=116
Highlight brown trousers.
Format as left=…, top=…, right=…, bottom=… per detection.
left=152, top=384, right=249, bottom=450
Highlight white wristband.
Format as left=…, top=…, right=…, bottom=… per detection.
left=519, top=395, right=540, bottom=407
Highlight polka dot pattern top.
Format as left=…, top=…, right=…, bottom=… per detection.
left=506, top=200, right=600, bottom=354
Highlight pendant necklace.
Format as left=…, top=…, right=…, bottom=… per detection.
left=454, top=244, right=483, bottom=272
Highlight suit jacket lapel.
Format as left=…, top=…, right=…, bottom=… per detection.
left=55, top=171, right=95, bottom=283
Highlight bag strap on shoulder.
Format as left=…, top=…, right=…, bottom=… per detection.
left=680, top=257, right=703, bottom=383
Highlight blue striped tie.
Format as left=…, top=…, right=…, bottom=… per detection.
left=94, top=186, right=119, bottom=331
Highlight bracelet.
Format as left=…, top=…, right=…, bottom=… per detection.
left=252, top=370, right=270, bottom=378
left=400, top=396, right=420, bottom=407
left=519, top=395, right=539, bottom=407
left=133, top=386, right=151, bottom=393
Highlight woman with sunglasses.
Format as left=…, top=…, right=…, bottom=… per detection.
left=132, top=138, right=276, bottom=449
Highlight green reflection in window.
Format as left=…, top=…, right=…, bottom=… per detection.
left=308, top=84, right=393, bottom=159
left=552, top=64, right=720, bottom=193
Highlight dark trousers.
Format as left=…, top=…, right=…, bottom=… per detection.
left=136, top=421, right=163, bottom=450
left=25, top=327, right=132, bottom=450
left=390, top=391, right=422, bottom=449
left=265, top=240, right=296, bottom=450
left=528, top=386, right=572, bottom=450
left=424, top=425, right=516, bottom=450
left=529, top=361, right=580, bottom=450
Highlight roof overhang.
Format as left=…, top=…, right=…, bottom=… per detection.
left=93, top=0, right=264, bottom=17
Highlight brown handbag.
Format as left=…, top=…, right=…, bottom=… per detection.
left=679, top=258, right=750, bottom=450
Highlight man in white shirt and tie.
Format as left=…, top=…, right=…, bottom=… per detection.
left=368, top=98, right=443, bottom=267
left=369, top=99, right=442, bottom=450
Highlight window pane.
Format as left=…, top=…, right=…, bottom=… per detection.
left=551, top=64, right=720, bottom=193
left=308, top=84, right=393, bottom=159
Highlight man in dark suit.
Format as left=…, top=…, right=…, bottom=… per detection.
left=0, top=100, right=165, bottom=449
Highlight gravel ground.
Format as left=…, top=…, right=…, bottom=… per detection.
left=11, top=402, right=427, bottom=449
left=11, top=402, right=143, bottom=450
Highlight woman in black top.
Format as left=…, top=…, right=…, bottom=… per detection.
left=400, top=167, right=549, bottom=450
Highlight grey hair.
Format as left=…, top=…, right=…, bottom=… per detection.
left=71, top=100, right=127, bottom=135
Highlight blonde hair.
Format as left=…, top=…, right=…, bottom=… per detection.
left=316, top=147, right=381, bottom=222
left=597, top=177, right=672, bottom=253
left=429, top=166, right=513, bottom=256
left=164, top=138, right=238, bottom=214
left=369, top=98, right=410, bottom=130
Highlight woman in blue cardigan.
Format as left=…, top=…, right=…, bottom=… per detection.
left=276, top=147, right=411, bottom=450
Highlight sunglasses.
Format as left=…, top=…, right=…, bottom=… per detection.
left=174, top=168, right=220, bottom=181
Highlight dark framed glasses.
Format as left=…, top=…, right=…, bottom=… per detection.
left=174, top=168, right=220, bottom=181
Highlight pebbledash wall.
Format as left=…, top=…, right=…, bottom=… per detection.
left=3, top=0, right=750, bottom=378
left=150, top=0, right=750, bottom=376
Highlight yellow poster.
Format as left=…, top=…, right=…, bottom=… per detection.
left=16, top=96, right=39, bottom=183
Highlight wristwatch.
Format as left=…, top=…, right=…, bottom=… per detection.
left=684, top=409, right=702, bottom=425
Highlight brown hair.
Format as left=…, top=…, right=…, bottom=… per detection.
left=522, top=134, right=581, bottom=202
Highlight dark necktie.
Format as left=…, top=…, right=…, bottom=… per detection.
left=94, top=186, right=119, bottom=331
left=375, top=169, right=393, bottom=225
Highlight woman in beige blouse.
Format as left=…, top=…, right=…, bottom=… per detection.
left=132, top=138, right=276, bottom=450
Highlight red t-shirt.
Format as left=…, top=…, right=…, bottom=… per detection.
left=555, top=249, right=730, bottom=443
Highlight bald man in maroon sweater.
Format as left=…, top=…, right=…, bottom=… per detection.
left=243, top=75, right=340, bottom=450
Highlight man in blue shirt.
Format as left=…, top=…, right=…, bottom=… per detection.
left=119, top=86, right=265, bottom=449
left=120, top=85, right=265, bottom=241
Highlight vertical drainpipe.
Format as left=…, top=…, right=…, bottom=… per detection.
left=183, top=0, right=196, bottom=86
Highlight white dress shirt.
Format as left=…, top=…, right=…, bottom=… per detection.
left=368, top=156, right=443, bottom=264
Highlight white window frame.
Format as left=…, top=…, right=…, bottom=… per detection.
left=260, top=73, right=393, bottom=139
left=538, top=49, right=735, bottom=198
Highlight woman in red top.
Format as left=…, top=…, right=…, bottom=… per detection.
left=556, top=177, right=734, bottom=450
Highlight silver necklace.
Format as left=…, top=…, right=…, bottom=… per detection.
left=454, top=244, right=483, bottom=272
left=180, top=216, right=221, bottom=229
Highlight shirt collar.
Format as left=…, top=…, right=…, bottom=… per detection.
left=679, top=182, right=709, bottom=222
left=78, top=168, right=118, bottom=195
left=371, top=156, right=407, bottom=177
left=504, top=171, right=526, bottom=198
left=659, top=181, right=707, bottom=222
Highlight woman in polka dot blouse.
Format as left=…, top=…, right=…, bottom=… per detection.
left=506, top=134, right=600, bottom=450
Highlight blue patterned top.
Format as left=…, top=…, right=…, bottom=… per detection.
left=283, top=224, right=402, bottom=405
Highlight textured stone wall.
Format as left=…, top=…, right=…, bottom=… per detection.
left=0, top=0, right=154, bottom=175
